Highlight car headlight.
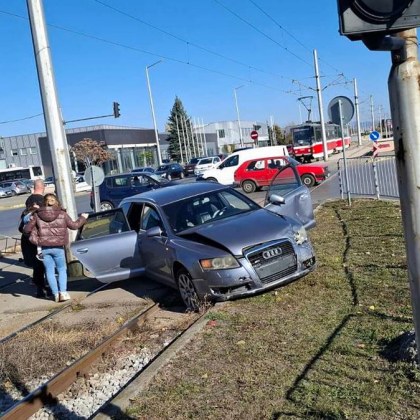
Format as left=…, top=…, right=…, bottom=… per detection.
left=294, top=226, right=308, bottom=245
left=200, top=255, right=240, bottom=270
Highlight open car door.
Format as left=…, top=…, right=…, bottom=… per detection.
left=264, top=164, right=315, bottom=230
left=70, top=208, right=144, bottom=283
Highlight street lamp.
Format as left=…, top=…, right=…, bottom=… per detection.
left=146, top=60, right=163, bottom=166
left=233, top=85, right=244, bottom=148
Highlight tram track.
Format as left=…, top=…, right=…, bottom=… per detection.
left=1, top=300, right=204, bottom=419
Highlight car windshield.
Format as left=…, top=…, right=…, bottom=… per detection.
left=148, top=174, right=162, bottom=182
left=189, top=158, right=200, bottom=165
left=157, top=165, right=169, bottom=171
left=162, top=188, right=260, bottom=234
left=197, top=158, right=212, bottom=165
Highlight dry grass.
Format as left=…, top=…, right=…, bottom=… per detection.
left=0, top=319, right=116, bottom=393
left=127, top=199, right=420, bottom=419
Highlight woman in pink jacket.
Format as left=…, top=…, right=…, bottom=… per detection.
left=24, top=194, right=88, bottom=302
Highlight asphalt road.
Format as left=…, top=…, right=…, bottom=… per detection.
left=0, top=172, right=343, bottom=243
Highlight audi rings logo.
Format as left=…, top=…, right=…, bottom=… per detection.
left=262, top=247, right=282, bottom=260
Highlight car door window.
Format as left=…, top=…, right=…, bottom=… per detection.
left=77, top=209, right=130, bottom=240
left=140, top=205, right=164, bottom=231
left=219, top=155, right=238, bottom=168
left=124, top=203, right=144, bottom=232
left=268, top=166, right=300, bottom=196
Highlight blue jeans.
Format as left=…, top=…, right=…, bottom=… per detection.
left=41, top=247, right=67, bottom=296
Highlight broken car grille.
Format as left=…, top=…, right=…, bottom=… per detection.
left=245, top=240, right=297, bottom=285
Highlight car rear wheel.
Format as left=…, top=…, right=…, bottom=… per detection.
left=10, top=191, right=16, bottom=196
left=176, top=268, right=201, bottom=311
left=301, top=174, right=315, bottom=187
left=167, top=174, right=172, bottom=181
left=242, top=180, right=256, bottom=194
left=180, top=172, right=185, bottom=179
left=100, top=201, right=114, bottom=211
left=206, top=177, right=218, bottom=183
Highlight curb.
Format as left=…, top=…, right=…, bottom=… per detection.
left=0, top=203, right=25, bottom=211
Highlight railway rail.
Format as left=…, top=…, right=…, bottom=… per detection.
left=1, top=299, right=204, bottom=419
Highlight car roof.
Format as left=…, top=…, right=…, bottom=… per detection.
left=121, top=181, right=228, bottom=206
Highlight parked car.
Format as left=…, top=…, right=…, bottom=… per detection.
left=234, top=155, right=329, bottom=193
left=74, top=175, right=91, bottom=193
left=132, top=167, right=155, bottom=174
left=197, top=145, right=289, bottom=185
left=194, top=156, right=222, bottom=176
left=19, top=178, right=35, bottom=190
left=155, top=163, right=186, bottom=180
left=184, top=157, right=204, bottom=176
left=71, top=164, right=316, bottom=310
left=0, top=187, right=13, bottom=198
left=91, top=172, right=173, bottom=210
left=44, top=176, right=55, bottom=185
left=0, top=180, right=30, bottom=196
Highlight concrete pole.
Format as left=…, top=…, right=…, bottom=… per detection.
left=313, top=49, right=328, bottom=161
left=146, top=61, right=163, bottom=166
left=27, top=0, right=77, bottom=220
left=353, top=78, right=362, bottom=146
left=388, top=29, right=420, bottom=364
left=189, top=118, right=197, bottom=157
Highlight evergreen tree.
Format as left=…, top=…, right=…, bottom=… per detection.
left=166, top=97, right=199, bottom=163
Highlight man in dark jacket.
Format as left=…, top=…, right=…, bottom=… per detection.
left=20, top=179, right=48, bottom=298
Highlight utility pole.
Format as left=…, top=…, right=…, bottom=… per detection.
left=370, top=95, right=375, bottom=131
left=146, top=60, right=163, bottom=166
left=313, top=49, right=328, bottom=161
left=234, top=85, right=244, bottom=148
left=378, top=105, right=383, bottom=137
left=388, top=29, right=420, bottom=365
left=27, top=0, right=77, bottom=221
left=353, top=78, right=362, bottom=146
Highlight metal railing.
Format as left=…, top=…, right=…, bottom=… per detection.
left=0, top=235, right=21, bottom=255
left=338, top=154, right=399, bottom=200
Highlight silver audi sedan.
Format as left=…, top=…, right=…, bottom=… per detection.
left=71, top=165, right=316, bottom=310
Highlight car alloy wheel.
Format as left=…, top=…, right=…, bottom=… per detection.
left=100, top=201, right=114, bottom=211
left=176, top=268, right=200, bottom=311
left=242, top=180, right=256, bottom=194
left=301, top=174, right=315, bottom=187
left=180, top=172, right=185, bottom=179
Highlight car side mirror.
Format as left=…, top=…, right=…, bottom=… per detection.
left=146, top=226, right=163, bottom=237
left=269, top=193, right=285, bottom=205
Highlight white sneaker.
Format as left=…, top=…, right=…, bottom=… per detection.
left=59, top=292, right=71, bottom=302
left=54, top=294, right=60, bottom=303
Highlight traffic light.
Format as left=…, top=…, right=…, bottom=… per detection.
left=337, top=0, right=420, bottom=40
left=113, top=102, right=120, bottom=118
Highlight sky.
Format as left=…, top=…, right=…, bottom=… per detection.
left=0, top=0, right=396, bottom=137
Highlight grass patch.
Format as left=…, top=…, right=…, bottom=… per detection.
left=127, top=199, right=420, bottom=419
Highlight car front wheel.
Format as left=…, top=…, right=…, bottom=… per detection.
left=100, top=201, right=114, bottom=211
left=176, top=268, right=201, bottom=311
left=242, top=180, right=256, bottom=193
left=206, top=177, right=218, bottom=183
left=180, top=172, right=185, bottom=179
left=301, top=174, right=315, bottom=187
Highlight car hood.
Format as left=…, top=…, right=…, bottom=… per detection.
left=179, top=208, right=292, bottom=256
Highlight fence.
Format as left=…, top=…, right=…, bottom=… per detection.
left=338, top=154, right=399, bottom=200
left=0, top=235, right=21, bottom=255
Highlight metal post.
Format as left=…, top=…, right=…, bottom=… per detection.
left=378, top=105, right=383, bottom=137
left=183, top=115, right=192, bottom=161
left=27, top=0, right=77, bottom=220
left=313, top=49, right=328, bottom=161
left=175, top=113, right=183, bottom=164
left=353, top=78, right=362, bottom=146
left=234, top=85, right=244, bottom=148
left=339, top=99, right=351, bottom=206
left=388, top=28, right=420, bottom=364
left=146, top=61, right=163, bottom=166
left=189, top=118, right=197, bottom=157
left=370, top=95, right=375, bottom=131
left=201, top=118, right=208, bottom=156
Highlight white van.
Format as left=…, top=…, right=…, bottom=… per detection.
left=197, top=146, right=289, bottom=185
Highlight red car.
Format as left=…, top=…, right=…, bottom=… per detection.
left=234, top=155, right=329, bottom=193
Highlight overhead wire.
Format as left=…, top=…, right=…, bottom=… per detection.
left=0, top=8, right=297, bottom=97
